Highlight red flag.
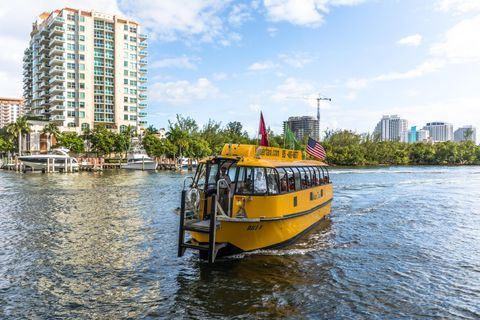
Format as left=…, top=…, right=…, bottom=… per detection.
left=259, top=112, right=269, bottom=146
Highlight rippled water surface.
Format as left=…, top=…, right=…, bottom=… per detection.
left=1, top=167, right=480, bottom=319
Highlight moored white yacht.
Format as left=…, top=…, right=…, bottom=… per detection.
left=18, top=148, right=79, bottom=171
left=122, top=138, right=157, bottom=170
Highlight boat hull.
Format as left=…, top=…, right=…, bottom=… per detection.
left=122, top=162, right=157, bottom=170
left=191, top=198, right=332, bottom=253
left=18, top=157, right=79, bottom=171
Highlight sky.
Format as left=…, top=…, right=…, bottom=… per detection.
left=1, top=0, right=480, bottom=140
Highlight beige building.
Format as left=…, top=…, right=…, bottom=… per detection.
left=23, top=8, right=147, bottom=133
left=0, top=98, right=25, bottom=128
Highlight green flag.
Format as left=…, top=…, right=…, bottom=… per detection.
left=284, top=126, right=298, bottom=149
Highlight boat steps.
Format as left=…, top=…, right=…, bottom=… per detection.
left=184, top=219, right=220, bottom=233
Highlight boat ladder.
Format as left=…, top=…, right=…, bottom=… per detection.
left=178, top=179, right=229, bottom=263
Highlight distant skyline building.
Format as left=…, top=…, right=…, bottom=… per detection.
left=423, top=122, right=453, bottom=142
left=373, top=115, right=409, bottom=142
left=22, top=8, right=148, bottom=133
left=283, top=116, right=319, bottom=141
left=408, top=126, right=417, bottom=143
left=0, top=97, right=25, bottom=128
left=454, top=125, right=476, bottom=143
left=417, top=129, right=430, bottom=142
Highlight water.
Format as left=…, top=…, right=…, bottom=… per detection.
left=1, top=167, right=479, bottom=319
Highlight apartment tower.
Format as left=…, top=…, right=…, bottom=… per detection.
left=0, top=98, right=24, bottom=128
left=283, top=116, right=320, bottom=141
left=373, top=115, right=409, bottom=142
left=454, top=125, right=476, bottom=143
left=423, top=122, right=453, bottom=142
left=23, top=8, right=147, bottom=133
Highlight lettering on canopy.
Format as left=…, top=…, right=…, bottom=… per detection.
left=220, top=144, right=302, bottom=161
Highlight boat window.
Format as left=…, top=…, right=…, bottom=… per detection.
left=305, top=167, right=313, bottom=188
left=206, top=162, right=219, bottom=189
left=253, top=167, right=267, bottom=195
left=293, top=168, right=301, bottom=191
left=285, top=168, right=295, bottom=191
left=235, top=166, right=254, bottom=195
left=277, top=168, right=288, bottom=193
left=318, top=166, right=326, bottom=183
left=227, top=163, right=237, bottom=184
left=311, top=166, right=320, bottom=186
left=298, top=167, right=311, bottom=189
left=266, top=168, right=279, bottom=195
left=194, top=163, right=206, bottom=189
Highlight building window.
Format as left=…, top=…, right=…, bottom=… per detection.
left=67, top=82, right=75, bottom=89
left=124, top=115, right=128, bottom=120
left=79, top=44, right=85, bottom=51
left=68, top=122, right=76, bottom=127
left=79, top=64, right=85, bottom=70
left=81, top=123, right=89, bottom=130
left=79, top=73, right=85, bottom=80
left=67, top=14, right=75, bottom=21
left=79, top=92, right=85, bottom=99
left=124, top=24, right=128, bottom=31
left=67, top=43, right=75, bottom=51
left=79, top=102, right=85, bottom=108
left=67, top=111, right=76, bottom=117
left=79, top=111, right=85, bottom=118
left=67, top=24, right=75, bottom=31
left=67, top=92, right=76, bottom=99
left=79, top=26, right=85, bottom=32
left=67, top=34, right=75, bottom=41
left=79, top=35, right=85, bottom=41
left=79, top=54, right=85, bottom=61
left=67, top=53, right=76, bottom=60
left=67, top=72, right=75, bottom=80
left=67, top=63, right=75, bottom=70
left=79, top=16, right=85, bottom=22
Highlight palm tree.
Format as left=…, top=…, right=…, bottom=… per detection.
left=6, top=117, right=31, bottom=156
left=464, top=128, right=474, bottom=141
left=42, top=123, right=60, bottom=151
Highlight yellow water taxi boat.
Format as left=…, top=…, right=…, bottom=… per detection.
left=178, top=144, right=333, bottom=262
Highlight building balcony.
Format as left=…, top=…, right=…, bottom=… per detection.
left=50, top=95, right=65, bottom=103
left=139, top=86, right=147, bottom=91
left=40, top=35, right=49, bottom=45
left=139, top=102, right=147, bottom=108
left=50, top=56, right=65, bottom=65
left=50, top=46, right=65, bottom=56
left=39, top=54, right=49, bottom=62
left=139, top=77, right=147, bottom=82
left=139, top=112, right=147, bottom=117
left=50, top=105, right=65, bottom=113
left=139, top=68, right=147, bottom=73
left=139, top=33, right=148, bottom=40
left=49, top=76, right=65, bottom=84
left=139, top=121, right=147, bottom=126
left=49, top=26, right=65, bottom=37
left=49, top=66, right=65, bottom=75
left=39, top=62, right=49, bottom=71
left=50, top=85, right=65, bottom=93
left=50, top=36, right=65, bottom=46
left=139, top=50, right=147, bottom=57
left=51, top=115, right=65, bottom=121
left=139, top=94, right=147, bottom=100
left=49, top=16, right=64, bottom=27
left=39, top=45, right=48, bottom=54
left=139, top=59, right=147, bottom=65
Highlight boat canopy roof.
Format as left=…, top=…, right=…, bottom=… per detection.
left=209, top=144, right=328, bottom=167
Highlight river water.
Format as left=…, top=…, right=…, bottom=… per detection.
left=0, top=166, right=479, bottom=319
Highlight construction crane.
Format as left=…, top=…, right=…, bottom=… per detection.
left=287, top=94, right=332, bottom=138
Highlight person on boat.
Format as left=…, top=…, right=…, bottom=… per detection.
left=280, top=174, right=288, bottom=192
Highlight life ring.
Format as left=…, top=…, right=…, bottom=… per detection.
left=186, top=188, right=200, bottom=212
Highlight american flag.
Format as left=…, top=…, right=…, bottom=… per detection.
left=306, top=137, right=326, bottom=160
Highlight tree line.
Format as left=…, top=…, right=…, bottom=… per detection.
left=1, top=116, right=480, bottom=165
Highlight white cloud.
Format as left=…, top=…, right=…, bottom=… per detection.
left=267, top=27, right=278, bottom=36
left=228, top=3, right=252, bottom=27
left=278, top=52, right=312, bottom=68
left=271, top=77, right=315, bottom=102
left=151, top=56, right=198, bottom=69
left=436, top=0, right=480, bottom=13
left=396, top=34, right=422, bottom=47
left=248, top=61, right=278, bottom=71
left=149, top=78, right=219, bottom=104
left=213, top=72, right=228, bottom=80
left=431, top=14, right=480, bottom=62
left=118, top=0, right=242, bottom=45
left=263, top=0, right=367, bottom=27
left=373, top=59, right=447, bottom=81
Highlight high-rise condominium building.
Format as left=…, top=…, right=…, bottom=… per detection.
left=0, top=98, right=25, bottom=128
left=373, top=115, right=409, bottom=142
left=423, top=122, right=453, bottom=142
left=416, top=129, right=430, bottom=142
left=454, top=125, right=476, bottom=143
left=283, top=116, right=319, bottom=141
left=23, top=8, right=147, bottom=133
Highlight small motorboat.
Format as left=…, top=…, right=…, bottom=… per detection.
left=18, top=147, right=79, bottom=172
left=122, top=138, right=157, bottom=170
